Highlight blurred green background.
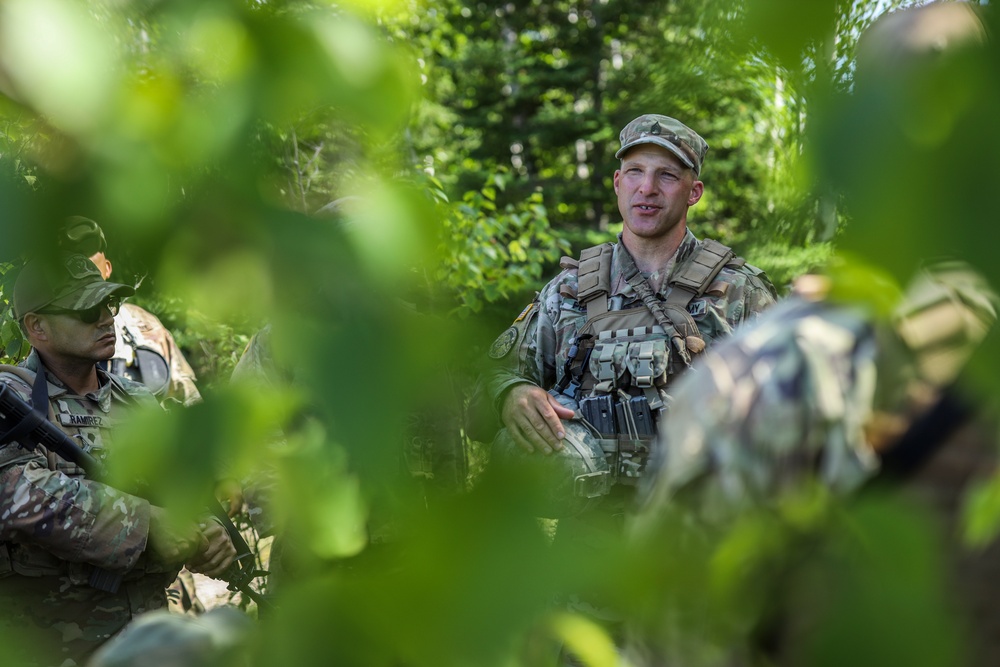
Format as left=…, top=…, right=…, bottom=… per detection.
left=0, top=1, right=998, bottom=666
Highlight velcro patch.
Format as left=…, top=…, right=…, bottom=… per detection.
left=58, top=413, right=108, bottom=428
left=489, top=326, right=519, bottom=359
left=515, top=302, right=535, bottom=323
left=687, top=300, right=707, bottom=318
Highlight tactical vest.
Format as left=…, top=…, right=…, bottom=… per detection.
left=558, top=239, right=742, bottom=485
left=0, top=365, right=131, bottom=581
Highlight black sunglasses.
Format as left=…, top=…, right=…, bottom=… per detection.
left=37, top=296, right=122, bottom=324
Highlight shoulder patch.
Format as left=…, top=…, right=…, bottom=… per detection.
left=489, top=326, right=519, bottom=359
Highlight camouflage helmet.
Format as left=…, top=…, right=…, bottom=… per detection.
left=492, top=418, right=611, bottom=518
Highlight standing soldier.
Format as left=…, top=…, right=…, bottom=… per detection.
left=0, top=253, right=235, bottom=666
left=485, top=113, right=777, bottom=522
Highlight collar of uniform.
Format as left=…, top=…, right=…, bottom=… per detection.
left=610, top=229, right=700, bottom=298
left=23, top=349, right=115, bottom=412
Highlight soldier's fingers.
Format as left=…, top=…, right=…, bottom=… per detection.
left=520, top=414, right=557, bottom=455
left=188, top=538, right=236, bottom=578
left=201, top=549, right=237, bottom=579
left=511, top=425, right=535, bottom=454
left=535, top=402, right=568, bottom=452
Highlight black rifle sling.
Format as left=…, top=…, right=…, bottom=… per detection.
left=0, top=365, right=50, bottom=447
left=0, top=367, right=272, bottom=609
left=874, top=385, right=976, bottom=482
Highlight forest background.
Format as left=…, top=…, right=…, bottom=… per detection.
left=1, top=1, right=1000, bottom=666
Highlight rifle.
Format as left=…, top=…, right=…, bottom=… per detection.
left=0, top=381, right=273, bottom=614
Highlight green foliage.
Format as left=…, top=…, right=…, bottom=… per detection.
left=437, top=170, right=570, bottom=317
left=0, top=0, right=997, bottom=665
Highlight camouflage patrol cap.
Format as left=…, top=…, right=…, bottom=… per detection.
left=59, top=215, right=108, bottom=256
left=616, top=114, right=709, bottom=175
left=13, top=253, right=134, bottom=319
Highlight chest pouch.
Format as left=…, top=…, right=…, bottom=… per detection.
left=587, top=341, right=629, bottom=394
left=624, top=339, right=670, bottom=410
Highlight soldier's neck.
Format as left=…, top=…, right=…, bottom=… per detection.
left=36, top=352, right=101, bottom=396
left=621, top=225, right=686, bottom=275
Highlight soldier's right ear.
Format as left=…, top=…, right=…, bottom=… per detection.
left=87, top=252, right=113, bottom=280
left=21, top=313, right=48, bottom=342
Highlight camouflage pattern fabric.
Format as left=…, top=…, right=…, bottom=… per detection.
left=0, top=351, right=178, bottom=666
left=112, top=304, right=202, bottom=407
left=633, top=297, right=895, bottom=527
left=637, top=260, right=1000, bottom=525
left=486, top=230, right=777, bottom=419
left=627, top=273, right=1000, bottom=666
left=86, top=607, right=253, bottom=667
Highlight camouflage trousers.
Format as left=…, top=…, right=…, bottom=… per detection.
left=0, top=574, right=170, bottom=667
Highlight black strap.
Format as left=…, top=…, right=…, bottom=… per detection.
left=875, top=386, right=975, bottom=481
left=0, top=366, right=51, bottom=446
left=617, top=246, right=700, bottom=360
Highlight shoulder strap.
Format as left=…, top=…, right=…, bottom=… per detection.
left=665, top=238, right=736, bottom=310
left=576, top=243, right=615, bottom=321
left=0, top=364, right=58, bottom=445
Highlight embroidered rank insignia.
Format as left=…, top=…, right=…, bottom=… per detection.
left=514, top=302, right=535, bottom=323
left=489, top=326, right=519, bottom=359
left=687, top=299, right=707, bottom=318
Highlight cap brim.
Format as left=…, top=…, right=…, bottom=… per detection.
left=615, top=137, right=697, bottom=173
left=49, top=281, right=135, bottom=311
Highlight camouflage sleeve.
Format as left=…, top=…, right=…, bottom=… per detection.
left=728, top=265, right=778, bottom=328
left=484, top=298, right=544, bottom=416
left=483, top=271, right=569, bottom=415
left=742, top=267, right=779, bottom=322
left=0, top=453, right=151, bottom=571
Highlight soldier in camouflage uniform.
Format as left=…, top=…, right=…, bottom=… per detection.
left=0, top=254, right=236, bottom=666
left=486, top=114, right=776, bottom=521
left=60, top=217, right=202, bottom=407
left=627, top=262, right=999, bottom=665
left=60, top=217, right=213, bottom=614
left=633, top=264, right=998, bottom=526
left=627, top=4, right=1000, bottom=663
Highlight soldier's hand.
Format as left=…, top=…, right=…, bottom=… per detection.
left=501, top=384, right=575, bottom=455
left=147, top=505, right=203, bottom=566
left=215, top=478, right=244, bottom=517
left=185, top=520, right=237, bottom=579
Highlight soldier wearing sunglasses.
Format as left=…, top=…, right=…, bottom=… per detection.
left=60, top=216, right=203, bottom=408
left=0, top=254, right=236, bottom=665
